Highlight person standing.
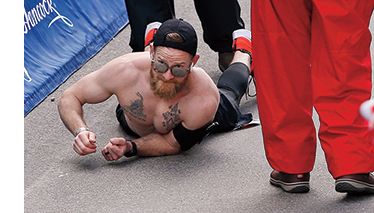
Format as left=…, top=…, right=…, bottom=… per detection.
left=251, top=0, right=374, bottom=193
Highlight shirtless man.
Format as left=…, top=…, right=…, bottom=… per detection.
left=58, top=18, right=253, bottom=161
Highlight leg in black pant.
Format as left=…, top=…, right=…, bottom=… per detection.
left=212, top=62, right=251, bottom=133
left=193, top=0, right=245, bottom=70
left=193, top=0, right=244, bottom=53
left=124, top=0, right=175, bottom=52
left=217, top=62, right=250, bottom=105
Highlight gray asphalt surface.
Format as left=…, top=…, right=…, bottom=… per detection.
left=25, top=1, right=374, bottom=212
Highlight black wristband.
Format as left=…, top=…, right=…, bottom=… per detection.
left=124, top=141, right=137, bottom=157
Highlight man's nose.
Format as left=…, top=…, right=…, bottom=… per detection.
left=162, top=69, right=175, bottom=80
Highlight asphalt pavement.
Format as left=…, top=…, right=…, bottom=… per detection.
left=24, top=0, right=374, bottom=212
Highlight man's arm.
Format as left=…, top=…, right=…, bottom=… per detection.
left=58, top=56, right=131, bottom=155
left=135, top=132, right=182, bottom=156
left=101, top=132, right=180, bottom=161
left=58, top=66, right=115, bottom=135
left=102, top=95, right=219, bottom=160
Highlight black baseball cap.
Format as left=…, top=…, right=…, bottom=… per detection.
left=153, top=18, right=198, bottom=56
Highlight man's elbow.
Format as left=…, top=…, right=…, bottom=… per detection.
left=162, top=136, right=182, bottom=155
left=163, top=142, right=181, bottom=156
left=57, top=91, right=83, bottom=115
left=58, top=92, right=72, bottom=113
left=57, top=93, right=67, bottom=114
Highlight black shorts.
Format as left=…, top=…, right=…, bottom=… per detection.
left=115, top=104, right=140, bottom=137
left=211, top=90, right=242, bottom=133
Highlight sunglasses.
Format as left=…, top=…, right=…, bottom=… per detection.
left=151, top=59, right=191, bottom=77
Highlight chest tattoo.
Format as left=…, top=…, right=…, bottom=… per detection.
left=123, top=92, right=147, bottom=121
left=162, top=103, right=181, bottom=130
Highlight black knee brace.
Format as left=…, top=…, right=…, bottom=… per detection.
left=217, top=62, right=250, bottom=103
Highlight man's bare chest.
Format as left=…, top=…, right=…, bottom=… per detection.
left=118, top=90, right=184, bottom=134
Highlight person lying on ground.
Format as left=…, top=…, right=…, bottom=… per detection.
left=58, top=18, right=255, bottom=160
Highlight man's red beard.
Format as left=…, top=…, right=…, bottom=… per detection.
left=150, top=69, right=184, bottom=100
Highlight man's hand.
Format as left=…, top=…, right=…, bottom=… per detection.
left=101, top=138, right=131, bottom=161
left=72, top=131, right=97, bottom=155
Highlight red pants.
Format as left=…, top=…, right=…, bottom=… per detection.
left=252, top=0, right=374, bottom=178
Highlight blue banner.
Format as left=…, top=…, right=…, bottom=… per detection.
left=24, top=0, right=129, bottom=116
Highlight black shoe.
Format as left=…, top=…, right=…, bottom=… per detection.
left=335, top=173, right=374, bottom=194
left=270, top=170, right=310, bottom=193
left=218, top=52, right=234, bottom=71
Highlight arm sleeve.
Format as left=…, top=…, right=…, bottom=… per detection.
left=172, top=122, right=212, bottom=151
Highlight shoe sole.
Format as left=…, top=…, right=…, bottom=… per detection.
left=335, top=179, right=374, bottom=194
left=270, top=177, right=310, bottom=193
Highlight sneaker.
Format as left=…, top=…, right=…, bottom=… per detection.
left=218, top=52, right=234, bottom=71
left=270, top=170, right=310, bottom=193
left=335, top=173, right=374, bottom=194
left=144, top=22, right=162, bottom=48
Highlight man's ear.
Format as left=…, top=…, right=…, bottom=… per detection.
left=192, top=53, right=200, bottom=66
left=149, top=44, right=154, bottom=57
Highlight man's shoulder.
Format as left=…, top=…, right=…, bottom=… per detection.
left=90, top=52, right=150, bottom=93
left=187, top=67, right=219, bottom=97
left=105, top=52, right=150, bottom=78
left=182, top=89, right=219, bottom=113
left=179, top=95, right=218, bottom=130
left=111, top=52, right=150, bottom=71
left=179, top=72, right=220, bottom=129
